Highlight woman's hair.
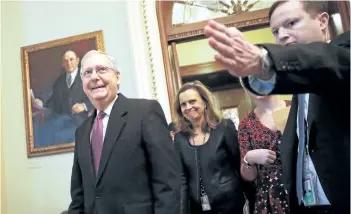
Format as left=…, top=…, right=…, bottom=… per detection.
left=237, top=78, right=256, bottom=121
left=173, top=81, right=222, bottom=135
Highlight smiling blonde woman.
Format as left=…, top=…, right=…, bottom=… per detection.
left=173, top=81, right=255, bottom=214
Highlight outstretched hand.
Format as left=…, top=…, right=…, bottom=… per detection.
left=204, top=20, right=263, bottom=78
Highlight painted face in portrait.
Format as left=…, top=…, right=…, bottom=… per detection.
left=270, top=1, right=329, bottom=46
left=81, top=52, right=120, bottom=108
left=62, top=50, right=80, bottom=73
left=179, top=88, right=206, bottom=124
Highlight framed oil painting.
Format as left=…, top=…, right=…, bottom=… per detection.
left=21, top=30, right=105, bottom=157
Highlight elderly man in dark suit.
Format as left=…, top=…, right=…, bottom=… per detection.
left=68, top=50, right=180, bottom=214
left=204, top=1, right=349, bottom=213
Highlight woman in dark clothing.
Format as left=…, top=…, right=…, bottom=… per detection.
left=173, top=81, right=254, bottom=214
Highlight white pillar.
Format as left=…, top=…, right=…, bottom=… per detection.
left=125, top=0, right=172, bottom=122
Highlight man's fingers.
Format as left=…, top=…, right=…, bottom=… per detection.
left=233, top=37, right=250, bottom=49
left=231, top=43, right=246, bottom=55
left=204, top=25, right=214, bottom=38
left=215, top=54, right=236, bottom=68
left=208, top=36, right=249, bottom=59
left=225, top=27, right=245, bottom=39
left=214, top=54, right=241, bottom=77
left=207, top=20, right=227, bottom=33
left=233, top=57, right=247, bottom=68
left=214, top=54, right=249, bottom=78
left=207, top=20, right=244, bottom=39
left=204, top=26, right=234, bottom=47
left=209, top=38, right=236, bottom=59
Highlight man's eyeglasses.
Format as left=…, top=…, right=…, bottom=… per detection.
left=81, top=66, right=113, bottom=78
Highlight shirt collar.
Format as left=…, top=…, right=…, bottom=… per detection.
left=96, top=94, right=118, bottom=117
left=67, top=68, right=78, bottom=80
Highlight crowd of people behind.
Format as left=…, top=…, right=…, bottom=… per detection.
left=67, top=1, right=350, bottom=214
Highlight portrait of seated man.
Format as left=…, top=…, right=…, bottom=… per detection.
left=32, top=49, right=93, bottom=147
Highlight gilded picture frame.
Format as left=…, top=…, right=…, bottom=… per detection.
left=21, top=30, right=105, bottom=157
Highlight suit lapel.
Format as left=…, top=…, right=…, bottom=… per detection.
left=96, top=94, right=128, bottom=183
left=80, top=115, right=96, bottom=182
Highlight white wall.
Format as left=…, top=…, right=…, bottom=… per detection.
left=0, top=1, right=3, bottom=213
left=1, top=1, right=137, bottom=214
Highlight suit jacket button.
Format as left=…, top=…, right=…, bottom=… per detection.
left=96, top=196, right=99, bottom=199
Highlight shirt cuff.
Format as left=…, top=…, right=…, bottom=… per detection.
left=247, top=47, right=276, bottom=95
left=248, top=73, right=276, bottom=95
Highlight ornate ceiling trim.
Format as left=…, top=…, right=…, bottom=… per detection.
left=167, top=8, right=270, bottom=42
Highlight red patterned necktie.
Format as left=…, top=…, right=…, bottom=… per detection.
left=92, top=111, right=105, bottom=175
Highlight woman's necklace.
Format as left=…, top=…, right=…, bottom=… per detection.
left=191, top=133, right=208, bottom=146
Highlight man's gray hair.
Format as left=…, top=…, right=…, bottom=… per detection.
left=80, top=50, right=120, bottom=74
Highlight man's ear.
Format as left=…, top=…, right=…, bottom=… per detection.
left=116, top=71, right=121, bottom=88
left=319, top=12, right=330, bottom=31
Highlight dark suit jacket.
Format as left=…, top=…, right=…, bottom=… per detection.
left=243, top=31, right=350, bottom=213
left=46, top=71, right=93, bottom=123
left=68, top=93, right=181, bottom=214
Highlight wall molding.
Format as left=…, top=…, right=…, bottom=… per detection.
left=141, top=0, right=158, bottom=100
left=126, top=0, right=172, bottom=122
left=0, top=1, right=6, bottom=212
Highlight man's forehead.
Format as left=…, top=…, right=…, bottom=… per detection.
left=82, top=54, right=111, bottom=69
left=63, top=51, right=77, bottom=59
left=270, top=1, right=303, bottom=28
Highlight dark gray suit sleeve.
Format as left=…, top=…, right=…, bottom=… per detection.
left=142, top=100, right=181, bottom=214
left=243, top=31, right=350, bottom=95
left=174, top=134, right=190, bottom=214
left=68, top=131, right=84, bottom=214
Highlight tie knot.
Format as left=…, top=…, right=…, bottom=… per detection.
left=97, top=111, right=105, bottom=120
